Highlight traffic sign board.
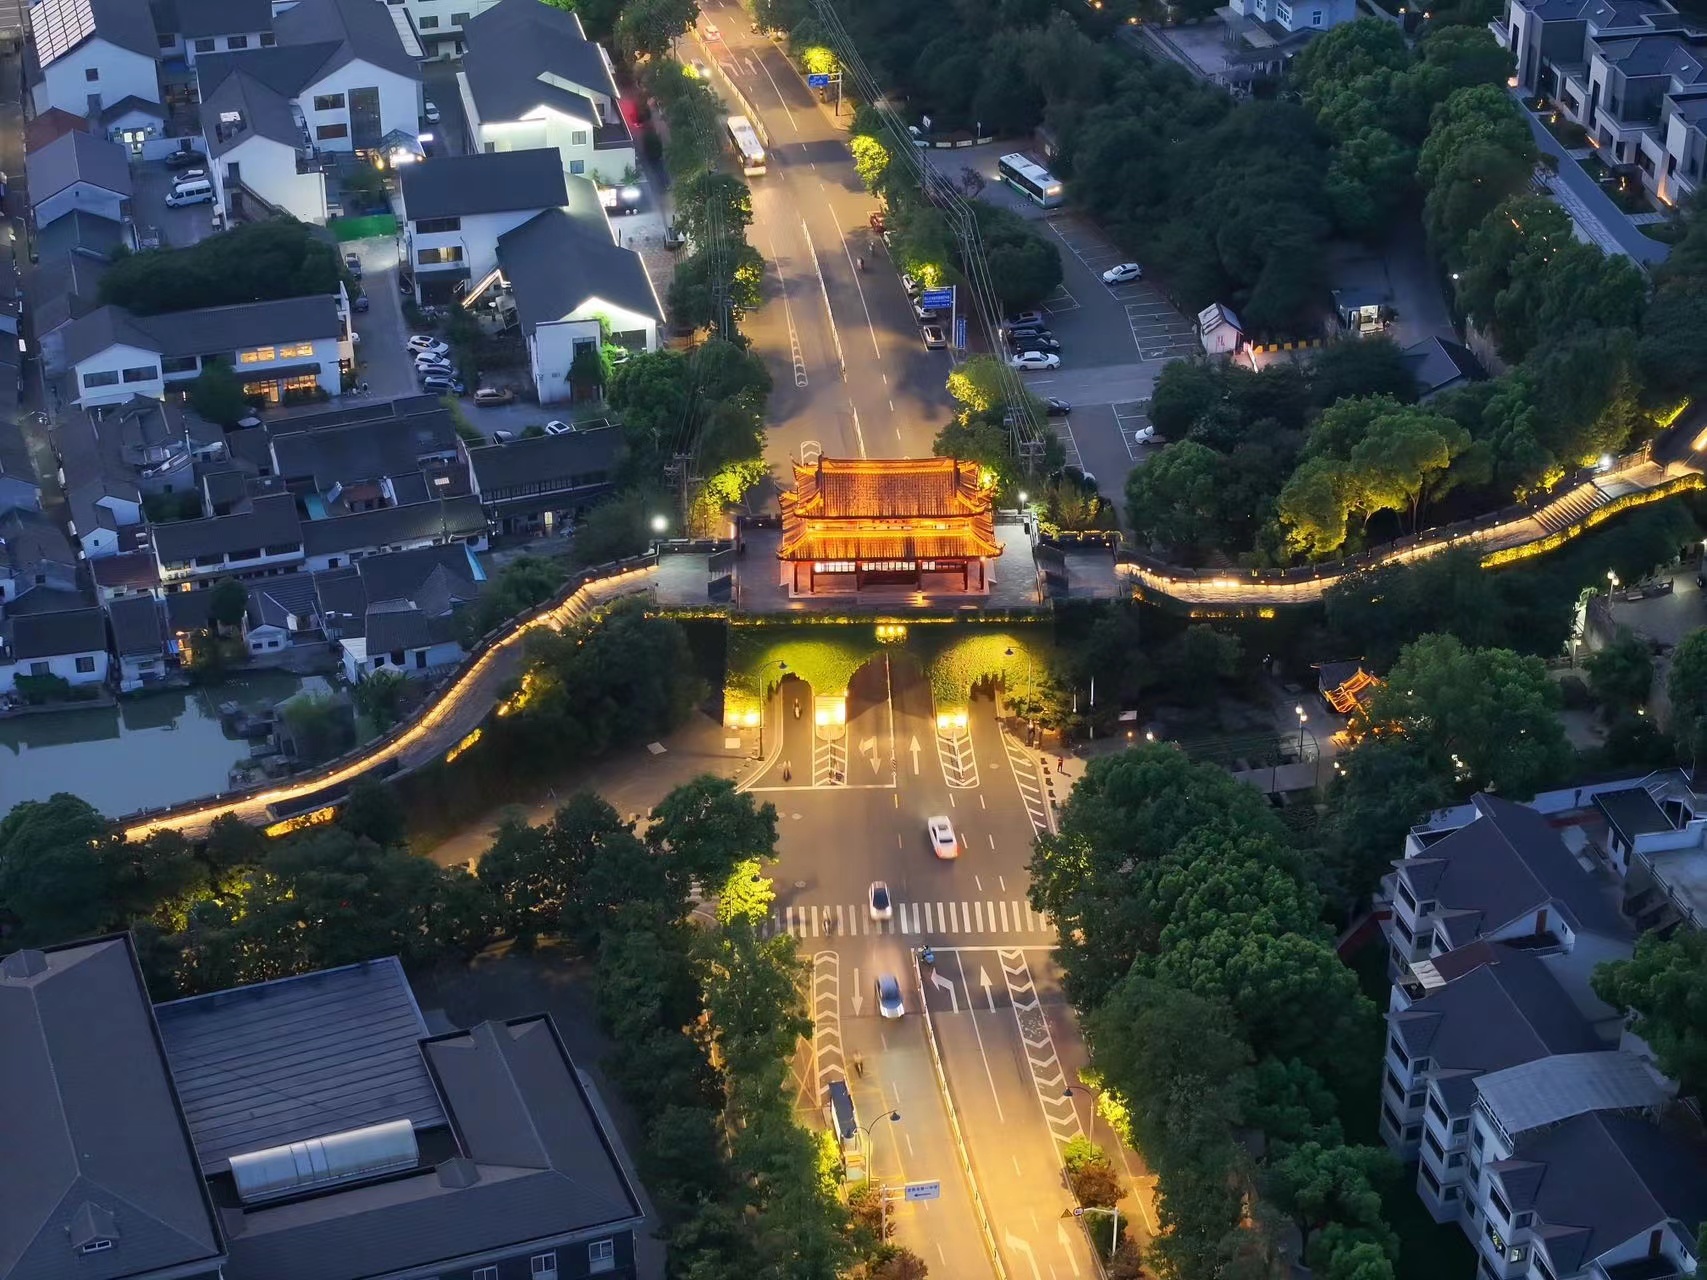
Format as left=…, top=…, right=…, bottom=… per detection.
left=807, top=73, right=830, bottom=87
left=953, top=315, right=967, bottom=350
left=920, top=287, right=955, bottom=311
left=904, top=1181, right=942, bottom=1202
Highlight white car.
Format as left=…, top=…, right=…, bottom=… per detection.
left=415, top=354, right=453, bottom=372
left=1132, top=425, right=1157, bottom=445
left=174, top=168, right=206, bottom=182
left=424, top=100, right=440, bottom=123
left=1008, top=350, right=1060, bottom=371
left=876, top=974, right=905, bottom=1018
left=869, top=880, right=893, bottom=921
left=928, top=816, right=958, bottom=859
left=703, top=21, right=720, bottom=38
left=407, top=336, right=449, bottom=357
left=545, top=420, right=574, bottom=435
left=1101, top=262, right=1142, bottom=284
left=921, top=324, right=946, bottom=350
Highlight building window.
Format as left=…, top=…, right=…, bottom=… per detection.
left=1471, top=1126, right=1484, bottom=1150
left=1388, top=1037, right=1410, bottom=1069
left=419, top=14, right=440, bottom=26
left=1514, top=1212, right=1533, bottom=1229
left=121, top=365, right=157, bottom=383
left=75, top=655, right=95, bottom=673
left=1312, top=8, right=1323, bottom=21
left=162, top=354, right=199, bottom=375
left=85, top=67, right=99, bottom=81
left=83, top=369, right=121, bottom=388
left=452, top=10, right=470, bottom=21
left=415, top=216, right=461, bottom=234
left=1444, top=1186, right=1462, bottom=1201
left=570, top=159, right=585, bottom=174
left=530, top=1253, right=557, bottom=1278
left=313, top=93, right=346, bottom=111
left=1489, top=1188, right=1510, bottom=1222
left=1385, top=1068, right=1403, bottom=1098
left=29, top=661, right=48, bottom=676
left=1421, top=1164, right=1440, bottom=1194
left=1447, top=1153, right=1465, bottom=1168
left=589, top=1239, right=615, bottom=1274
left=572, top=130, right=589, bottom=145
left=1427, top=1095, right=1448, bottom=1126
left=1424, top=1129, right=1445, bottom=1161
left=317, top=123, right=349, bottom=141
left=227, top=34, right=248, bottom=48
left=1403, top=1124, right=1421, bottom=1142
left=417, top=246, right=465, bottom=265
left=1407, top=1092, right=1426, bottom=1109
left=1381, top=1103, right=1401, bottom=1134
left=240, top=346, right=277, bottom=364
left=1452, top=1117, right=1469, bottom=1134
left=194, top=36, right=215, bottom=51
left=260, top=31, right=275, bottom=45
left=1535, top=1254, right=1556, bottom=1280
left=473, top=1270, right=497, bottom=1280
left=279, top=342, right=316, bottom=358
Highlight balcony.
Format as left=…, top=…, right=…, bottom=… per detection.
left=1490, top=19, right=1512, bottom=47
left=1597, top=1256, right=1688, bottom=1280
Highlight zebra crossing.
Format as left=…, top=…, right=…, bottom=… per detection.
left=764, top=899, right=1052, bottom=939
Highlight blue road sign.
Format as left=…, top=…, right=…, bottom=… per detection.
left=954, top=315, right=967, bottom=350
left=920, top=287, right=955, bottom=311
left=807, top=73, right=831, bottom=87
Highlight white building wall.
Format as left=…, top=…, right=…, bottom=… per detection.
left=0, top=647, right=110, bottom=693
left=33, top=181, right=128, bottom=227
left=477, top=104, right=634, bottom=187
left=32, top=40, right=159, bottom=118
left=398, top=0, right=503, bottom=52
left=409, top=207, right=541, bottom=287
left=218, top=133, right=328, bottom=223
left=154, top=544, right=305, bottom=584
left=529, top=316, right=601, bottom=405
left=231, top=332, right=346, bottom=397
left=299, top=61, right=421, bottom=153
left=182, top=30, right=273, bottom=65
left=73, top=341, right=164, bottom=407
left=358, top=636, right=464, bottom=679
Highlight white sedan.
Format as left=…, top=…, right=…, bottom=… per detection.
left=424, top=100, right=441, bottom=123
left=1101, top=262, right=1143, bottom=284
left=1008, top=350, right=1060, bottom=371
left=407, top=336, right=449, bottom=357
left=869, top=880, right=893, bottom=921
left=928, top=816, right=959, bottom=859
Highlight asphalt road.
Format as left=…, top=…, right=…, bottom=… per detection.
left=751, top=657, right=1101, bottom=1280
left=691, top=2, right=954, bottom=471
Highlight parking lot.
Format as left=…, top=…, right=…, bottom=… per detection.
left=132, top=156, right=220, bottom=250
left=1044, top=213, right=1200, bottom=362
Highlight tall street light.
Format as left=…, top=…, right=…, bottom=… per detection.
left=860, top=1111, right=903, bottom=1236
left=1061, top=1086, right=1122, bottom=1255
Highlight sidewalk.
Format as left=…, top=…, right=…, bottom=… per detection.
left=1521, top=106, right=1671, bottom=266
left=419, top=710, right=758, bottom=867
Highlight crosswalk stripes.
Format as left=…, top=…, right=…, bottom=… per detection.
left=765, top=900, right=1052, bottom=939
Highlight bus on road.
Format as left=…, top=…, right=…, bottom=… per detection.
left=998, top=153, right=1063, bottom=208
left=727, top=115, right=766, bottom=177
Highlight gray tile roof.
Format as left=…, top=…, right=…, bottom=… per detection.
left=462, top=0, right=618, bottom=125
left=195, top=43, right=341, bottom=100
left=106, top=592, right=167, bottom=657
left=0, top=937, right=225, bottom=1280
left=153, top=955, right=448, bottom=1173
left=1404, top=336, right=1484, bottom=395
left=164, top=586, right=213, bottom=634
left=90, top=548, right=160, bottom=590
left=1520, top=1114, right=1707, bottom=1274
left=201, top=67, right=302, bottom=156
left=401, top=148, right=569, bottom=222
left=151, top=493, right=303, bottom=564
left=1397, top=793, right=1632, bottom=941
left=0, top=420, right=37, bottom=495
left=497, top=206, right=664, bottom=335
left=247, top=573, right=320, bottom=629
left=313, top=566, right=367, bottom=636
left=269, top=411, right=461, bottom=491
left=166, top=0, right=272, bottom=38
left=2, top=604, right=108, bottom=660
left=62, top=298, right=344, bottom=368
left=24, top=129, right=134, bottom=205
left=29, top=0, right=162, bottom=65
left=272, top=0, right=419, bottom=83
left=469, top=423, right=622, bottom=502
left=0, top=508, right=77, bottom=579
left=356, top=541, right=481, bottom=605
left=1390, top=943, right=1604, bottom=1071
left=300, top=495, right=487, bottom=557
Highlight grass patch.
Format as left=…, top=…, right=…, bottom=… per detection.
left=725, top=623, right=881, bottom=715
left=907, top=623, right=1055, bottom=710
left=328, top=214, right=398, bottom=241
left=1642, top=219, right=1686, bottom=243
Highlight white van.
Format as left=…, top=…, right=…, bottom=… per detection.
left=166, top=180, right=213, bottom=207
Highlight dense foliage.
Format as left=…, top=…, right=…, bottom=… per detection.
left=100, top=220, right=343, bottom=314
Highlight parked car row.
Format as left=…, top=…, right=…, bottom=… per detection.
left=406, top=334, right=464, bottom=395
left=1002, top=311, right=1063, bottom=370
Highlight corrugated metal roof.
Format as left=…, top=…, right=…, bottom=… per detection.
left=1477, top=1051, right=1672, bottom=1137
left=154, top=955, right=447, bottom=1172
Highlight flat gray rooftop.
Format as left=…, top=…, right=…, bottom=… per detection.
left=154, top=955, right=447, bottom=1171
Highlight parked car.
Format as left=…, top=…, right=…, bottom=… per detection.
left=1006, top=326, right=1052, bottom=342
left=164, top=149, right=206, bottom=170
left=415, top=351, right=453, bottom=368
left=869, top=211, right=886, bottom=234
left=1010, top=335, right=1061, bottom=353
left=545, top=420, right=574, bottom=435
left=424, top=100, right=440, bottom=123
left=875, top=974, right=905, bottom=1018
left=1045, top=397, right=1071, bottom=417
left=703, top=20, right=720, bottom=37
left=928, top=815, right=958, bottom=859
left=343, top=253, right=363, bottom=278
left=913, top=302, right=942, bottom=323
left=901, top=272, right=921, bottom=297
left=1008, top=350, right=1060, bottom=370
left=491, top=429, right=516, bottom=442
left=921, top=324, right=947, bottom=350
left=1002, top=310, right=1044, bottom=329
left=869, top=880, right=893, bottom=921
left=1101, top=262, right=1142, bottom=284
left=473, top=387, right=515, bottom=407
left=1131, top=425, right=1157, bottom=445
left=420, top=374, right=465, bottom=395
left=407, top=336, right=449, bottom=357
left=399, top=273, right=415, bottom=296
left=352, top=292, right=369, bottom=313
left=173, top=168, right=206, bottom=183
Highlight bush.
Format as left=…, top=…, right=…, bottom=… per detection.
left=13, top=672, right=73, bottom=704
left=1062, top=1135, right=1125, bottom=1208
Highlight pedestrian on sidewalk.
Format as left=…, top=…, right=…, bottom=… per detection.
left=853, top=1053, right=865, bottom=1078
left=783, top=760, right=792, bottom=782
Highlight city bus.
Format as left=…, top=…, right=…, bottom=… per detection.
left=997, top=152, right=1063, bottom=208
left=727, top=115, right=766, bottom=177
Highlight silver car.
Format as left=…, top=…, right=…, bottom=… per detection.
left=875, top=974, right=904, bottom=1019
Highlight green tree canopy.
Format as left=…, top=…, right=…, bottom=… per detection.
left=1593, top=930, right=1707, bottom=1095
left=100, top=219, right=342, bottom=314
left=189, top=361, right=252, bottom=428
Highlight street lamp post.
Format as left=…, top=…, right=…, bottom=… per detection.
left=755, top=660, right=788, bottom=757
left=1608, top=569, right=1620, bottom=597
left=861, top=1111, right=903, bottom=1235
left=1295, top=704, right=1308, bottom=759
left=1061, top=1087, right=1120, bottom=1255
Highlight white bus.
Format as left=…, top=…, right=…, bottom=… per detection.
left=727, top=115, right=766, bottom=177
left=998, top=153, right=1063, bottom=208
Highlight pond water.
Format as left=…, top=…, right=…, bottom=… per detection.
left=0, top=672, right=329, bottom=818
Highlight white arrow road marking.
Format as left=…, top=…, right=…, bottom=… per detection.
left=850, top=967, right=863, bottom=1016
left=1057, top=1223, right=1082, bottom=1277
left=1005, top=1232, right=1044, bottom=1280
left=909, top=733, right=921, bottom=774
left=929, top=969, right=958, bottom=1013
left=979, top=966, right=997, bottom=1013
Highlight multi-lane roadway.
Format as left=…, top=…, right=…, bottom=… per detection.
left=748, top=658, right=1129, bottom=1280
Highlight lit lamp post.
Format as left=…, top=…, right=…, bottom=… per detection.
left=1607, top=569, right=1620, bottom=597
left=749, top=660, right=787, bottom=757
left=861, top=1111, right=903, bottom=1235
left=1061, top=1087, right=1121, bottom=1255
left=1295, top=704, right=1308, bottom=759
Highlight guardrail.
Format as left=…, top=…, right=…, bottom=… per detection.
left=118, top=554, right=658, bottom=839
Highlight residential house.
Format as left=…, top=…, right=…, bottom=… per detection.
left=1197, top=303, right=1243, bottom=357
left=92, top=548, right=162, bottom=600
left=62, top=295, right=351, bottom=408
left=244, top=574, right=320, bottom=653
left=51, top=397, right=214, bottom=559
left=1227, top=0, right=1358, bottom=35
left=102, top=94, right=172, bottom=152
left=480, top=198, right=664, bottom=403
left=467, top=422, right=620, bottom=534
left=0, top=421, right=42, bottom=516
left=1496, top=0, right=1707, bottom=205
left=34, top=210, right=129, bottom=376
left=25, top=0, right=162, bottom=125
left=389, top=0, right=502, bottom=57
left=397, top=147, right=569, bottom=303
left=198, top=68, right=330, bottom=223
left=150, top=491, right=306, bottom=585
left=151, top=0, right=276, bottom=64
left=316, top=542, right=483, bottom=681
left=25, top=128, right=133, bottom=227
left=1405, top=336, right=1487, bottom=401
left=0, top=605, right=111, bottom=692
left=267, top=405, right=466, bottom=507
left=0, top=508, right=81, bottom=610
left=106, top=591, right=170, bottom=689
left=458, top=0, right=634, bottom=188
left=300, top=494, right=488, bottom=571
left=24, top=104, right=92, bottom=152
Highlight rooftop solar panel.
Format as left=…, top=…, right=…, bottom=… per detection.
left=31, top=0, right=96, bottom=66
